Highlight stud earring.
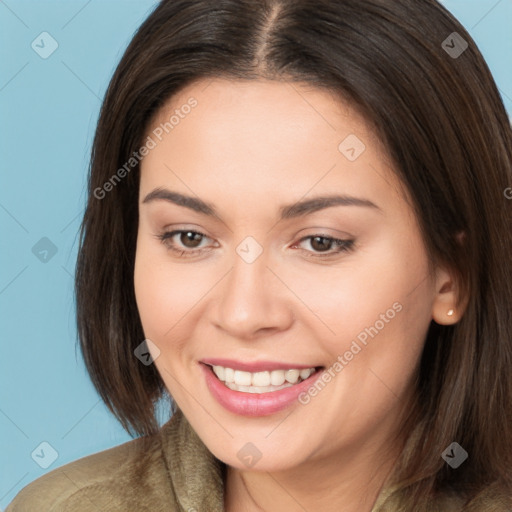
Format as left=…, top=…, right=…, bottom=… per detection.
left=447, top=309, right=454, bottom=316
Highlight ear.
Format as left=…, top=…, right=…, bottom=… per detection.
left=431, top=231, right=467, bottom=326
left=431, top=267, right=460, bottom=325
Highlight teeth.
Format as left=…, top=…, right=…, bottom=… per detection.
left=284, top=369, right=300, bottom=384
left=213, top=365, right=225, bottom=381
left=233, top=370, right=252, bottom=386
left=224, top=367, right=235, bottom=383
left=270, top=370, right=285, bottom=386
left=211, top=365, right=317, bottom=389
left=300, top=368, right=313, bottom=380
left=225, top=382, right=294, bottom=393
left=252, top=371, right=270, bottom=387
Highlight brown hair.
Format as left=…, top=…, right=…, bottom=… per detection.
left=76, top=0, right=512, bottom=508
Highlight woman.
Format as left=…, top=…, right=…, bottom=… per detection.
left=7, top=0, right=512, bottom=510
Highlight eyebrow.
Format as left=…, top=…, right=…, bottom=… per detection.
left=142, top=187, right=382, bottom=220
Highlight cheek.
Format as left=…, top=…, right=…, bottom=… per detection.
left=134, top=238, right=177, bottom=339
left=336, top=238, right=432, bottom=392
left=133, top=237, right=216, bottom=340
left=287, top=233, right=433, bottom=407
left=286, top=230, right=430, bottom=342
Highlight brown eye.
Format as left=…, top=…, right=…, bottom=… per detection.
left=179, top=231, right=204, bottom=248
left=157, top=229, right=213, bottom=257
left=310, top=236, right=334, bottom=252
left=293, top=235, right=355, bottom=258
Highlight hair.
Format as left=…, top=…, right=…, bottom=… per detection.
left=75, top=0, right=512, bottom=508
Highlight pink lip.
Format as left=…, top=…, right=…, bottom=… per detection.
left=201, top=358, right=319, bottom=372
left=200, top=363, right=324, bottom=416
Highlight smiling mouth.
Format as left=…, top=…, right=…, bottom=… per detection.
left=204, top=363, right=324, bottom=394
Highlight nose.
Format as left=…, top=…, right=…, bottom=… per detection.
left=211, top=246, right=294, bottom=340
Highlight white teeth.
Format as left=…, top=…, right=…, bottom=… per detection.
left=210, top=364, right=317, bottom=390
left=224, top=367, right=235, bottom=383
left=212, top=366, right=225, bottom=381
left=284, top=369, right=300, bottom=384
left=300, top=368, right=312, bottom=380
left=225, top=382, right=294, bottom=393
left=252, top=371, right=271, bottom=387
left=270, top=370, right=285, bottom=386
left=234, top=370, right=252, bottom=386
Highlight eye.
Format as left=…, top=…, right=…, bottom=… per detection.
left=155, top=230, right=355, bottom=260
left=156, top=229, right=214, bottom=257
left=292, top=234, right=355, bottom=258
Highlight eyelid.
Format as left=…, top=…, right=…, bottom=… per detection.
left=158, top=229, right=214, bottom=248
left=291, top=234, right=355, bottom=257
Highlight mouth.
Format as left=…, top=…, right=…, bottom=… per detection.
left=201, top=362, right=324, bottom=394
left=200, top=362, right=325, bottom=416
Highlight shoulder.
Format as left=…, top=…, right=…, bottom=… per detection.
left=6, top=425, right=178, bottom=511
left=374, top=482, right=512, bottom=511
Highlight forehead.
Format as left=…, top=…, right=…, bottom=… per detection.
left=149, top=78, right=378, bottom=149
left=141, top=78, right=408, bottom=218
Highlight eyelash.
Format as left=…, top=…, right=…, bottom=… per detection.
left=155, top=230, right=355, bottom=259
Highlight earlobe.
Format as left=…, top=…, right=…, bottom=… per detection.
left=431, top=267, right=462, bottom=325
left=432, top=304, right=460, bottom=326
left=431, top=232, right=468, bottom=325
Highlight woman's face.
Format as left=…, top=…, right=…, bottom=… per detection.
left=134, top=78, right=442, bottom=472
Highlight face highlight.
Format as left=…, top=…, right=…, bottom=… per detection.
left=134, top=78, right=440, bottom=475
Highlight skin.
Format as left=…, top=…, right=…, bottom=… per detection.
left=134, top=78, right=461, bottom=512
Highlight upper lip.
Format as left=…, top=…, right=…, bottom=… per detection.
left=201, top=358, right=322, bottom=372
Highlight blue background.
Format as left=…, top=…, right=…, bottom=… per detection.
left=1, top=0, right=511, bottom=506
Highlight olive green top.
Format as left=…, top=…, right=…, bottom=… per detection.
left=6, top=409, right=510, bottom=511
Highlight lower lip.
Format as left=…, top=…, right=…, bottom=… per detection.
left=200, top=363, right=324, bottom=416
